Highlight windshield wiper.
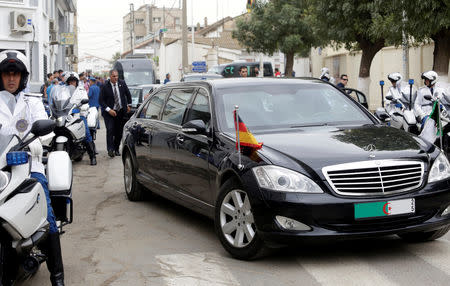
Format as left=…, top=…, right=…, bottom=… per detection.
left=290, top=123, right=329, bottom=128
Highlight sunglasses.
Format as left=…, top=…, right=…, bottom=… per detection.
left=342, top=78, right=348, bottom=81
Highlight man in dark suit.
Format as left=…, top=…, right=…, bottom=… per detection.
left=99, top=69, right=131, bottom=157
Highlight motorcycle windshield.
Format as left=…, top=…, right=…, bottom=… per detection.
left=0, top=133, right=14, bottom=157
left=50, top=85, right=74, bottom=117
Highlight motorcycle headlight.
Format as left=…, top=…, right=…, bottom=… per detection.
left=252, top=165, right=323, bottom=193
left=428, top=152, right=450, bottom=183
left=0, top=171, right=10, bottom=192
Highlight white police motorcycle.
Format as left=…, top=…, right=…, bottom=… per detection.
left=384, top=82, right=419, bottom=134
left=0, top=120, right=72, bottom=284
left=49, top=85, right=89, bottom=161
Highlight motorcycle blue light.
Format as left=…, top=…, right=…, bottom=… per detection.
left=409, top=79, right=414, bottom=85
left=6, top=151, right=29, bottom=166
left=72, top=108, right=80, bottom=114
left=379, top=80, right=385, bottom=86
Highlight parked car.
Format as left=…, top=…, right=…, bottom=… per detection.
left=126, top=84, right=161, bottom=120
left=181, top=73, right=224, bottom=82
left=121, top=78, right=450, bottom=260
left=209, top=62, right=274, bottom=78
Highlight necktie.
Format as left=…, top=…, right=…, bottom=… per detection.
left=113, top=83, right=120, bottom=110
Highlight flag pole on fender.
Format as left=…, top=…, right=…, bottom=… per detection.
left=234, top=105, right=243, bottom=169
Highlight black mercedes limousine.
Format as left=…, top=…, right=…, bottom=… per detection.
left=120, top=78, right=450, bottom=260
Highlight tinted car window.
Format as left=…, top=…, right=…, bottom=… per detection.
left=216, top=83, right=372, bottom=132
left=142, top=90, right=168, bottom=119
left=185, top=89, right=211, bottom=125
left=161, top=88, right=194, bottom=125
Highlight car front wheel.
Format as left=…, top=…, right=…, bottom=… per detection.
left=214, top=178, right=266, bottom=260
left=398, top=225, right=450, bottom=242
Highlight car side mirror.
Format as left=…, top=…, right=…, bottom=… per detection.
left=155, top=79, right=161, bottom=84
left=386, top=95, right=394, bottom=101
left=424, top=95, right=432, bottom=101
left=80, top=98, right=89, bottom=105
left=181, top=120, right=207, bottom=135
left=374, top=108, right=391, bottom=123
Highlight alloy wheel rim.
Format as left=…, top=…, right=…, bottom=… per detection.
left=124, top=156, right=132, bottom=194
left=220, top=189, right=256, bottom=248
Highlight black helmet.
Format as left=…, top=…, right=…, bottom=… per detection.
left=0, top=50, right=30, bottom=94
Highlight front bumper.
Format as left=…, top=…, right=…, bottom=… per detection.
left=250, top=179, right=450, bottom=245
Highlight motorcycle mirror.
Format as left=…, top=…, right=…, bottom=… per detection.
left=424, top=95, right=433, bottom=101
left=80, top=98, right=89, bottom=105
left=386, top=95, right=394, bottom=101
left=30, top=119, right=56, bottom=137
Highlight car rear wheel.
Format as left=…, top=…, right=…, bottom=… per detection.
left=123, top=152, right=145, bottom=201
left=215, top=178, right=266, bottom=260
left=398, top=225, right=450, bottom=242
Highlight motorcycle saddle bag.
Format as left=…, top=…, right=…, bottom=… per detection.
left=47, top=151, right=72, bottom=195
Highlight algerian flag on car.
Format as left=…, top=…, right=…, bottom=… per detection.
left=419, top=101, right=441, bottom=144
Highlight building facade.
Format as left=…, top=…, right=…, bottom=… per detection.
left=0, top=0, right=77, bottom=92
left=122, top=4, right=182, bottom=54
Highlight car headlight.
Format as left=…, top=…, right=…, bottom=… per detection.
left=428, top=152, right=450, bottom=183
left=252, top=165, right=323, bottom=193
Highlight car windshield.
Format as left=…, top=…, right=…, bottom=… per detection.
left=124, top=70, right=154, bottom=86
left=215, top=82, right=373, bottom=133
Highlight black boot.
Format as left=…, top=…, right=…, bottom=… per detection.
left=86, top=141, right=97, bottom=165
left=45, top=233, right=65, bottom=286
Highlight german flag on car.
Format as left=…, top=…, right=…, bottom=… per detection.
left=233, top=110, right=263, bottom=150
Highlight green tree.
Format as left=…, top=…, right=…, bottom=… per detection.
left=310, top=0, right=401, bottom=95
left=233, top=0, right=320, bottom=77
left=110, top=51, right=121, bottom=64
left=402, top=1, right=450, bottom=81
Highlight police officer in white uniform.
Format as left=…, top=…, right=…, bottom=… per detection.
left=0, top=50, right=65, bottom=286
left=414, top=70, right=439, bottom=129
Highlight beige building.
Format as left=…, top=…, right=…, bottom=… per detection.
left=310, top=44, right=440, bottom=111
left=122, top=4, right=182, bottom=53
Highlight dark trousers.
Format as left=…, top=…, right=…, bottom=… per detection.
left=103, top=110, right=125, bottom=152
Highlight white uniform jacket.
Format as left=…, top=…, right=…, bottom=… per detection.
left=0, top=90, right=48, bottom=174
left=414, top=86, right=434, bottom=121
left=70, top=85, right=89, bottom=117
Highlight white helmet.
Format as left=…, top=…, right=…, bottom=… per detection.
left=63, top=71, right=79, bottom=85
left=320, top=67, right=330, bottom=81
left=387, top=72, right=402, bottom=84
left=421, top=70, right=438, bottom=87
left=0, top=50, right=30, bottom=94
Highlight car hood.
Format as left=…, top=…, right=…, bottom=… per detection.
left=255, top=125, right=433, bottom=178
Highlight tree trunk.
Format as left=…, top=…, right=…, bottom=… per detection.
left=431, top=29, right=450, bottom=83
left=284, top=52, right=294, bottom=77
left=357, top=38, right=384, bottom=107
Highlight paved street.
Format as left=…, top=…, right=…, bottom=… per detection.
left=20, top=125, right=450, bottom=286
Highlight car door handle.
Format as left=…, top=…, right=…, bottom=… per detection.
left=176, top=134, right=184, bottom=144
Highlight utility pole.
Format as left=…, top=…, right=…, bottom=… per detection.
left=182, top=0, right=188, bottom=74
left=130, top=3, right=135, bottom=55
left=191, top=0, right=194, bottom=64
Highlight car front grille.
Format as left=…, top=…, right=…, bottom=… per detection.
left=322, top=160, right=424, bottom=196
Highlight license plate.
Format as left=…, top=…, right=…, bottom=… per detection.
left=354, top=198, right=415, bottom=220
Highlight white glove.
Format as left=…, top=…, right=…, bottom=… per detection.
left=28, top=138, right=43, bottom=163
